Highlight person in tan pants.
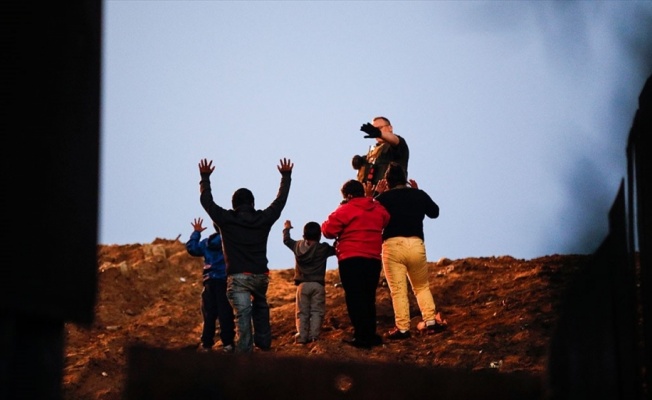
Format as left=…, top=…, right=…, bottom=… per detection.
left=374, top=163, right=447, bottom=339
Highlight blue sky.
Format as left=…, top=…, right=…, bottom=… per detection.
left=100, top=1, right=651, bottom=269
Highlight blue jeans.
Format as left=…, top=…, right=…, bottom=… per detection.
left=227, top=273, right=271, bottom=353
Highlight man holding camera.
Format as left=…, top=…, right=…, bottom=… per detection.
left=352, top=116, right=409, bottom=186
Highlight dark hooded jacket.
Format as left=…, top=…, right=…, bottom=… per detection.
left=283, top=228, right=335, bottom=285
left=200, top=171, right=292, bottom=275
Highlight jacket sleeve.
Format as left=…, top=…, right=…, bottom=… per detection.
left=282, top=227, right=296, bottom=250
left=321, top=206, right=346, bottom=240
left=199, top=178, right=229, bottom=226
left=324, top=243, right=336, bottom=257
left=185, top=231, right=204, bottom=257
left=422, top=190, right=440, bottom=219
left=263, top=171, right=292, bottom=223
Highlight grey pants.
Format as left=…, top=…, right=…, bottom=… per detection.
left=295, top=281, right=325, bottom=343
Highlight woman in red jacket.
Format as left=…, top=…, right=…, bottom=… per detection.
left=322, top=179, right=390, bottom=349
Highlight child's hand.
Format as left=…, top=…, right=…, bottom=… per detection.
left=191, top=218, right=207, bottom=232
left=284, top=220, right=293, bottom=229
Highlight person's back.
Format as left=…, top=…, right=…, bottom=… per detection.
left=283, top=220, right=335, bottom=344
left=376, top=186, right=439, bottom=241
left=185, top=218, right=235, bottom=352
left=202, top=186, right=290, bottom=275
left=375, top=163, right=447, bottom=339
left=283, top=221, right=335, bottom=285
left=322, top=195, right=388, bottom=261
left=322, top=179, right=390, bottom=349
left=185, top=224, right=227, bottom=281
left=198, top=157, right=294, bottom=353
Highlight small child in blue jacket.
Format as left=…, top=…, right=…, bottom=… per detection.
left=185, top=217, right=235, bottom=352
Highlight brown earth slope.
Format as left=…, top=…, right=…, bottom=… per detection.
left=62, top=238, right=588, bottom=400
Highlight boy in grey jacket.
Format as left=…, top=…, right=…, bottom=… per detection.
left=283, top=220, right=336, bottom=344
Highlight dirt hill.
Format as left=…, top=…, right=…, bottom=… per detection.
left=62, top=238, right=589, bottom=400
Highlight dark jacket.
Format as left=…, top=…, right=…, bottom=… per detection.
left=357, top=135, right=409, bottom=184
left=283, top=228, right=335, bottom=286
left=185, top=231, right=226, bottom=281
left=375, top=186, right=439, bottom=241
left=200, top=171, right=292, bottom=275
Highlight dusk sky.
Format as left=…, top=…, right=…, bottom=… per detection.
left=100, top=1, right=652, bottom=269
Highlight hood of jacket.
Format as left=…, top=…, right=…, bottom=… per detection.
left=295, top=241, right=332, bottom=264
left=345, top=196, right=378, bottom=211
left=206, top=232, right=222, bottom=250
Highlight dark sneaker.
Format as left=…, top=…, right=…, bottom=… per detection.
left=417, top=313, right=448, bottom=335
left=369, top=334, right=383, bottom=347
left=342, top=338, right=372, bottom=349
left=294, top=333, right=308, bottom=345
left=197, top=345, right=212, bottom=353
left=424, top=322, right=447, bottom=334
left=343, top=334, right=383, bottom=349
left=387, top=327, right=411, bottom=340
left=222, top=344, right=234, bottom=353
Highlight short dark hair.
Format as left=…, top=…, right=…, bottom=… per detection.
left=232, top=188, right=254, bottom=208
left=303, top=222, right=321, bottom=241
left=341, top=179, right=365, bottom=198
left=373, top=116, right=391, bottom=126
left=385, top=162, right=407, bottom=188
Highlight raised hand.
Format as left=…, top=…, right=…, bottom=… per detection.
left=191, top=217, right=207, bottom=232
left=284, top=220, right=293, bottom=229
left=364, top=181, right=376, bottom=197
left=198, top=159, right=215, bottom=175
left=360, top=123, right=382, bottom=139
left=408, top=179, right=418, bottom=189
left=374, top=179, right=388, bottom=194
left=278, top=158, right=294, bottom=173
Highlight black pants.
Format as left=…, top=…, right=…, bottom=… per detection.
left=338, top=257, right=381, bottom=342
left=201, top=278, right=235, bottom=348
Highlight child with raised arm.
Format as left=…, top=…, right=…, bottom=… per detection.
left=283, top=220, right=336, bottom=344
left=185, top=217, right=235, bottom=352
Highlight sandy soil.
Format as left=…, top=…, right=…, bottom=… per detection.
left=62, top=238, right=588, bottom=400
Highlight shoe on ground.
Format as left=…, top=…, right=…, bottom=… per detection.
left=369, top=334, right=383, bottom=347
left=342, top=337, right=372, bottom=349
left=197, top=345, right=212, bottom=353
left=222, top=344, right=234, bottom=353
left=417, top=313, right=448, bottom=335
left=295, top=333, right=308, bottom=345
left=343, top=335, right=382, bottom=349
left=387, top=327, right=411, bottom=340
